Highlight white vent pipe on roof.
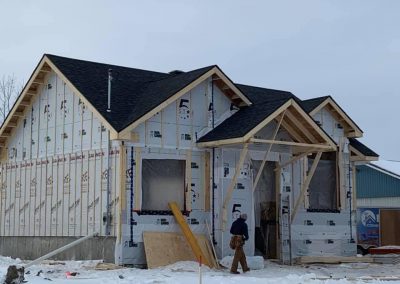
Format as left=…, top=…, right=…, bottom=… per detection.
left=107, top=69, right=112, bottom=113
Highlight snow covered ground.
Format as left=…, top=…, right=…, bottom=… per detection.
left=1, top=256, right=400, bottom=283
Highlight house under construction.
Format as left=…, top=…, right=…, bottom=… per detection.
left=0, top=54, right=378, bottom=265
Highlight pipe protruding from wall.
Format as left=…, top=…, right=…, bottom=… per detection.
left=107, top=69, right=113, bottom=113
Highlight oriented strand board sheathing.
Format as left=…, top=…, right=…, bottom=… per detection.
left=143, top=231, right=216, bottom=268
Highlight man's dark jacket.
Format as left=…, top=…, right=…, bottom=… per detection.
left=230, top=217, right=249, bottom=241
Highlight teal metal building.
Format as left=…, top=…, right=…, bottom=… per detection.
left=356, top=163, right=400, bottom=249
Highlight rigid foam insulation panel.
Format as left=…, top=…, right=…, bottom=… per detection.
left=214, top=148, right=254, bottom=258
left=290, top=107, right=357, bottom=258
left=115, top=80, right=242, bottom=265
left=116, top=145, right=210, bottom=265
left=0, top=146, right=121, bottom=238
left=5, top=71, right=107, bottom=162
left=130, top=79, right=237, bottom=151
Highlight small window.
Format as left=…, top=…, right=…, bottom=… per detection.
left=142, top=159, right=185, bottom=211
left=308, top=152, right=338, bottom=210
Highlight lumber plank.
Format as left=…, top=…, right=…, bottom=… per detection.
left=285, top=109, right=318, bottom=143
left=252, top=111, right=286, bottom=192
left=296, top=256, right=374, bottom=264
left=250, top=138, right=332, bottom=150
left=291, top=151, right=322, bottom=222
left=169, top=202, right=211, bottom=267
left=275, top=150, right=313, bottom=171
left=222, top=144, right=248, bottom=229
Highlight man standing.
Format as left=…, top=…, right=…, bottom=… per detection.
left=229, top=213, right=250, bottom=274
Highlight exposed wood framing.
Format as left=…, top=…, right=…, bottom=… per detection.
left=117, top=144, right=127, bottom=243
left=275, top=161, right=281, bottom=260
left=349, top=145, right=378, bottom=161
left=213, top=69, right=252, bottom=105
left=204, top=151, right=211, bottom=212
left=290, top=102, right=337, bottom=149
left=169, top=201, right=211, bottom=267
left=32, top=78, right=45, bottom=85
left=285, top=110, right=318, bottom=143
left=281, top=119, right=306, bottom=142
left=252, top=112, right=286, bottom=192
left=244, top=100, right=292, bottom=141
left=291, top=151, right=322, bottom=223
left=336, top=151, right=340, bottom=208
left=40, top=65, right=52, bottom=72
left=249, top=138, right=333, bottom=150
left=221, top=144, right=248, bottom=230
left=7, top=121, right=18, bottom=127
left=19, top=100, right=31, bottom=107
left=13, top=111, right=24, bottom=117
left=0, top=132, right=11, bottom=137
left=197, top=99, right=337, bottom=150
left=197, top=137, right=245, bottom=148
left=309, top=97, right=363, bottom=138
left=275, top=150, right=313, bottom=171
left=352, top=164, right=357, bottom=211
left=0, top=55, right=119, bottom=158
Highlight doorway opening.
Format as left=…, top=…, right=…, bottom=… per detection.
left=252, top=160, right=277, bottom=258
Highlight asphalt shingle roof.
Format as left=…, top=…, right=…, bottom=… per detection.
left=301, top=96, right=329, bottom=113
left=47, top=54, right=215, bottom=131
left=197, top=84, right=296, bottom=142
left=45, top=55, right=376, bottom=156
left=349, top=138, right=379, bottom=157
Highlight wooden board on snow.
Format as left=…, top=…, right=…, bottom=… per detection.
left=143, top=231, right=217, bottom=269
left=296, top=256, right=374, bottom=264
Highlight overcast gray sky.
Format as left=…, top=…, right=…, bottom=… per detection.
left=1, top=0, right=399, bottom=160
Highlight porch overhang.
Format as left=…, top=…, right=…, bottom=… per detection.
left=349, top=138, right=379, bottom=162
left=196, top=99, right=337, bottom=153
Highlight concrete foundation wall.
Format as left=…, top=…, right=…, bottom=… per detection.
left=0, top=236, right=115, bottom=262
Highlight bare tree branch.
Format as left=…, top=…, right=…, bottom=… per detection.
left=0, top=74, right=20, bottom=123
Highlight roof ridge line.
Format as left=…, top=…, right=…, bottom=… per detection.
left=45, top=53, right=170, bottom=76
left=141, top=65, right=217, bottom=85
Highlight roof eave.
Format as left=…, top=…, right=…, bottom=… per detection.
left=309, top=96, right=363, bottom=138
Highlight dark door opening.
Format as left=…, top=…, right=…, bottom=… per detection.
left=252, top=160, right=277, bottom=259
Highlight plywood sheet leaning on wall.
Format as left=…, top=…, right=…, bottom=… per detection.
left=143, top=232, right=217, bottom=269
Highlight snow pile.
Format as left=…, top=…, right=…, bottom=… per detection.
left=2, top=255, right=400, bottom=283
left=0, top=256, right=21, bottom=266
left=220, top=256, right=264, bottom=270
left=161, top=261, right=213, bottom=272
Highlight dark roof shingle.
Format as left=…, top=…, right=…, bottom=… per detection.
left=198, top=85, right=295, bottom=142
left=349, top=138, right=379, bottom=157
left=47, top=54, right=215, bottom=131
left=301, top=96, right=329, bottom=113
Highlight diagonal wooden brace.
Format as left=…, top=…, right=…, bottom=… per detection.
left=222, top=144, right=249, bottom=230
left=291, top=151, right=322, bottom=223
left=252, top=111, right=286, bottom=192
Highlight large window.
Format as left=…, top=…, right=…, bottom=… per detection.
left=142, top=159, right=185, bottom=211
left=308, top=153, right=338, bottom=210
